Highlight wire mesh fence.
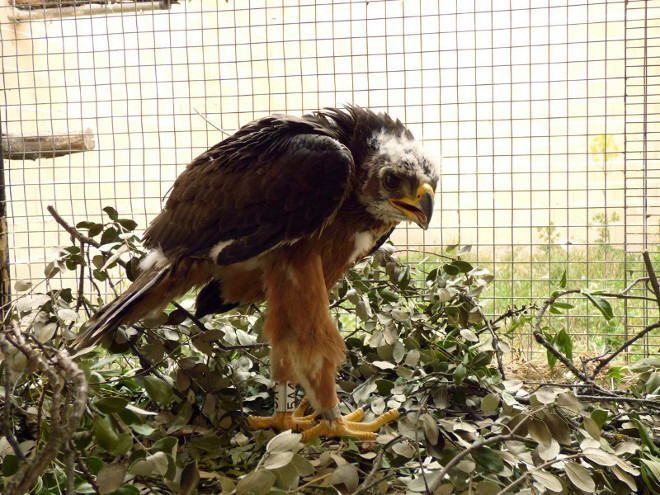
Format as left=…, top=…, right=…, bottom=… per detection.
left=1, top=0, right=658, bottom=359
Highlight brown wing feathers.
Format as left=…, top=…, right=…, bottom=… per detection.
left=74, top=109, right=360, bottom=349
left=144, top=118, right=354, bottom=263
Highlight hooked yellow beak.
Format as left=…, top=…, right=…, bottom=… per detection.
left=389, top=183, right=435, bottom=230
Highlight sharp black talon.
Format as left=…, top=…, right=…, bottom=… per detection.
left=397, top=407, right=406, bottom=414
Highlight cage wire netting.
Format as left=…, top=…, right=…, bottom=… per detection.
left=1, top=0, right=658, bottom=359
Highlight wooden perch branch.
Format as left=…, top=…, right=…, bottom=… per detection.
left=1, top=129, right=95, bottom=160
left=10, top=0, right=174, bottom=21
left=14, top=0, right=139, bottom=8
left=12, top=0, right=175, bottom=8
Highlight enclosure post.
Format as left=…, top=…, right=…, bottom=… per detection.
left=0, top=130, right=9, bottom=318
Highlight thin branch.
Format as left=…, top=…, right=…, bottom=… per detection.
left=0, top=332, right=28, bottom=463
left=353, top=435, right=405, bottom=495
left=489, top=305, right=531, bottom=326
left=70, top=442, right=102, bottom=495
left=47, top=205, right=130, bottom=269
left=461, top=294, right=506, bottom=379
left=428, top=433, right=532, bottom=493
left=642, top=250, right=660, bottom=311
left=47, top=205, right=104, bottom=252
left=575, top=394, right=660, bottom=410
left=591, top=321, right=660, bottom=378
left=532, top=289, right=594, bottom=384
left=192, top=107, right=233, bottom=137
left=494, top=453, right=583, bottom=495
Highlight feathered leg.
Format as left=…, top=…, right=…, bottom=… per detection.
left=262, top=253, right=399, bottom=441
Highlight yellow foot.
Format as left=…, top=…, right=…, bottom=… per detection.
left=248, top=398, right=318, bottom=432
left=301, top=408, right=400, bottom=442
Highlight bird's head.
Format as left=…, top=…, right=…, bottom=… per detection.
left=360, top=130, right=439, bottom=230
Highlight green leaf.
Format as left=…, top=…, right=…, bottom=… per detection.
left=103, top=206, right=119, bottom=220
left=92, top=417, right=119, bottom=451
left=375, top=378, right=395, bottom=396
left=86, top=457, right=104, bottom=475
left=472, top=446, right=504, bottom=472
left=143, top=376, right=174, bottom=406
left=234, top=470, right=276, bottom=495
left=76, top=220, right=94, bottom=229
left=583, top=291, right=614, bottom=320
left=634, top=418, right=660, bottom=456
left=94, top=396, right=129, bottom=414
left=443, top=263, right=460, bottom=276
left=559, top=269, right=567, bottom=288
left=152, top=437, right=178, bottom=455
left=471, top=351, right=493, bottom=368
left=113, top=486, right=141, bottom=495
left=2, top=455, right=19, bottom=476
left=179, top=462, right=200, bottom=495
left=555, top=329, right=573, bottom=360
left=452, top=260, right=473, bottom=273
left=14, top=280, right=32, bottom=292
left=89, top=223, right=104, bottom=237
left=590, top=409, right=608, bottom=429
left=453, top=363, right=467, bottom=386
left=100, top=226, right=119, bottom=245
left=117, top=218, right=138, bottom=231
left=379, top=288, right=398, bottom=303
left=109, top=434, right=133, bottom=457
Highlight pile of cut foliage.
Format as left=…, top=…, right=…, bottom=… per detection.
left=1, top=207, right=659, bottom=495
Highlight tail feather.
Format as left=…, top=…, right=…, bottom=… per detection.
left=72, top=266, right=172, bottom=350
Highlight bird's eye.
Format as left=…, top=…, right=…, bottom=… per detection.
left=383, top=172, right=402, bottom=189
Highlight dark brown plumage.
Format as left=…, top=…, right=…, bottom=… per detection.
left=75, top=105, right=439, bottom=440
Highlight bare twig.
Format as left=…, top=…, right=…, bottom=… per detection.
left=192, top=107, right=233, bottom=137
left=642, top=250, right=660, bottom=311
left=532, top=289, right=593, bottom=383
left=65, top=446, right=75, bottom=495
left=0, top=333, right=28, bottom=463
left=75, top=239, right=86, bottom=312
left=414, top=397, right=430, bottom=494
left=587, top=252, right=660, bottom=377
left=48, top=205, right=105, bottom=252
left=590, top=322, right=660, bottom=378
left=353, top=435, right=405, bottom=495
left=575, top=394, right=660, bottom=411
left=489, top=305, right=531, bottom=326
left=70, top=442, right=102, bottom=495
left=428, top=433, right=532, bottom=492
left=462, top=294, right=506, bottom=379
left=1, top=322, right=88, bottom=495
left=47, top=205, right=130, bottom=270
left=494, top=453, right=583, bottom=495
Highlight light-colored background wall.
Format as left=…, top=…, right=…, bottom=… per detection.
left=1, top=0, right=658, bottom=286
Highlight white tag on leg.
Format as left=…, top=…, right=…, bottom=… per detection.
left=274, top=383, right=296, bottom=413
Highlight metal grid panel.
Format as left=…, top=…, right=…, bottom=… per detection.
left=1, top=0, right=658, bottom=357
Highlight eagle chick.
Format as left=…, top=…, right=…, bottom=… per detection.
left=75, top=105, right=439, bottom=440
